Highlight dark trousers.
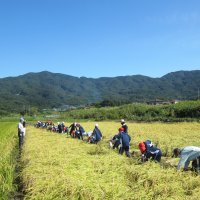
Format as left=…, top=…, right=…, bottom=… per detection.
left=119, top=146, right=131, bottom=157
left=18, top=132, right=24, bottom=148
left=192, top=156, right=200, bottom=172
left=113, top=140, right=120, bottom=149
left=153, top=153, right=162, bottom=162
left=79, top=132, right=83, bottom=140
left=146, top=151, right=162, bottom=162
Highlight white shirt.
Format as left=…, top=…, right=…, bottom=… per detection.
left=18, top=122, right=25, bottom=133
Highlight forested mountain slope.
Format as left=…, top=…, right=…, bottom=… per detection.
left=0, top=70, right=199, bottom=112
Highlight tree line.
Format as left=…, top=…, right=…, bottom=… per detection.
left=61, top=100, right=200, bottom=122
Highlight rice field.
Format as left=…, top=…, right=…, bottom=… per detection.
left=19, top=121, right=200, bottom=200
left=0, top=122, right=18, bottom=200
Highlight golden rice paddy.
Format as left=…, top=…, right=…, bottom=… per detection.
left=21, top=122, right=200, bottom=199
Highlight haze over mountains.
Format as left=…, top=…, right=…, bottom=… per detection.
left=0, top=70, right=200, bottom=113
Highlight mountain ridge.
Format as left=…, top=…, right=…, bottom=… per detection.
left=0, top=70, right=199, bottom=113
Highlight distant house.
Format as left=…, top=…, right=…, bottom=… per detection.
left=147, top=99, right=179, bottom=105
left=171, top=99, right=179, bottom=104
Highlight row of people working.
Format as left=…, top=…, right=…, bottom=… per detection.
left=35, top=119, right=200, bottom=173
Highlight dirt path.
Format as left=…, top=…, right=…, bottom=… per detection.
left=12, top=148, right=25, bottom=200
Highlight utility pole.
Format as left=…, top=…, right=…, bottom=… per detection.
left=29, top=105, right=31, bottom=116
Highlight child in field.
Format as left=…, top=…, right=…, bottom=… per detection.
left=139, top=140, right=162, bottom=162
left=58, top=122, right=62, bottom=133
left=69, top=122, right=77, bottom=136
left=87, top=131, right=93, bottom=143
left=76, top=123, right=86, bottom=140
left=90, top=124, right=102, bottom=144
left=117, top=127, right=131, bottom=157
left=109, top=128, right=122, bottom=149
left=121, top=119, right=128, bottom=133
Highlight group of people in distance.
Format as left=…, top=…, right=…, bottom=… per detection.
left=68, top=122, right=103, bottom=143
left=36, top=120, right=103, bottom=143
left=32, top=118, right=200, bottom=173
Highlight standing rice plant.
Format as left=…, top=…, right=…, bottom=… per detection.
left=0, top=122, right=18, bottom=199
left=21, top=122, right=200, bottom=199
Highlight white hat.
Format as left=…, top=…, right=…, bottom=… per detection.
left=121, top=119, right=125, bottom=123
left=20, top=117, right=24, bottom=122
left=95, top=123, right=99, bottom=127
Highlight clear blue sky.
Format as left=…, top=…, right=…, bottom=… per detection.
left=0, top=0, right=200, bottom=78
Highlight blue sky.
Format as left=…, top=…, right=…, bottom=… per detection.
left=0, top=0, right=200, bottom=78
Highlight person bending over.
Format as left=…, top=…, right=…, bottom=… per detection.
left=173, top=146, right=200, bottom=171
left=91, top=124, right=102, bottom=144
left=139, top=140, right=162, bottom=162
left=117, top=127, right=131, bottom=157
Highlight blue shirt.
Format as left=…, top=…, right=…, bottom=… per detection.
left=93, top=127, right=102, bottom=141
left=177, top=146, right=200, bottom=170
left=117, top=131, right=131, bottom=147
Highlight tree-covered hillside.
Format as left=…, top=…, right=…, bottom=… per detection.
left=0, top=70, right=200, bottom=113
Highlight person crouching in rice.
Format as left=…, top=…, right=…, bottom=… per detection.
left=109, top=128, right=122, bottom=150
left=87, top=131, right=93, bottom=143
left=138, top=140, right=162, bottom=163
left=90, top=124, right=102, bottom=144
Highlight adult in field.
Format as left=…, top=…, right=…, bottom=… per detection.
left=139, top=140, right=162, bottom=162
left=18, top=118, right=25, bottom=149
left=117, top=127, right=131, bottom=157
left=173, top=146, right=200, bottom=172
left=91, top=124, right=102, bottom=144
left=121, top=119, right=128, bottom=133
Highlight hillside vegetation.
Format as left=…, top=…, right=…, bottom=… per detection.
left=0, top=70, right=200, bottom=113
left=61, top=100, right=200, bottom=122
left=20, top=122, right=200, bottom=199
